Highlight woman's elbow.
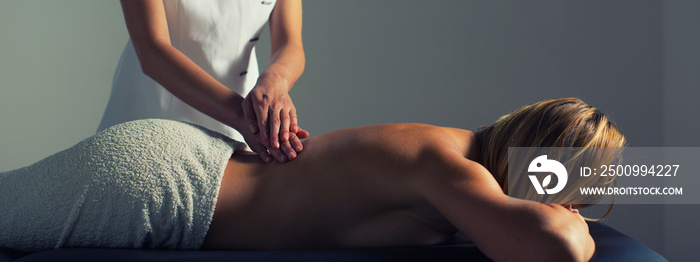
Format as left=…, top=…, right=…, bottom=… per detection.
left=522, top=208, right=595, bottom=261
left=563, top=230, right=595, bottom=262
left=539, top=219, right=595, bottom=262
left=487, top=226, right=594, bottom=262
left=492, top=239, right=593, bottom=262
left=542, top=206, right=595, bottom=261
left=541, top=234, right=595, bottom=262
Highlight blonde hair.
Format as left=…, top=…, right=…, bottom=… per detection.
left=475, top=98, right=626, bottom=220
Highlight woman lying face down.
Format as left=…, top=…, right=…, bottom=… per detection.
left=0, top=98, right=625, bottom=262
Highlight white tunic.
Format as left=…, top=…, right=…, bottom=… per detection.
left=98, top=0, right=277, bottom=143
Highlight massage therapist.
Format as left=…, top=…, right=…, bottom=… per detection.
left=98, top=0, right=306, bottom=164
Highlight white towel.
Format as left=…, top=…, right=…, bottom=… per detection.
left=0, top=119, right=245, bottom=251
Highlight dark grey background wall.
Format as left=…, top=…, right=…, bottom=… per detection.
left=1, top=1, right=697, bottom=261
left=662, top=1, right=700, bottom=261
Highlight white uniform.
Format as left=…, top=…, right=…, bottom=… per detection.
left=98, top=0, right=277, bottom=143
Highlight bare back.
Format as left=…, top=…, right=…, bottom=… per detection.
left=203, top=123, right=476, bottom=249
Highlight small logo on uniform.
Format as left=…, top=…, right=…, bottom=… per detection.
left=528, top=155, right=568, bottom=194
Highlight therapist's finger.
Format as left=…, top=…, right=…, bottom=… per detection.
left=253, top=99, right=270, bottom=148
left=242, top=97, right=259, bottom=134
left=288, top=132, right=303, bottom=153
left=279, top=141, right=297, bottom=161
left=294, top=129, right=310, bottom=139
left=269, top=104, right=282, bottom=149
left=268, top=147, right=288, bottom=163
left=280, top=107, right=291, bottom=143
left=249, top=142, right=273, bottom=163
left=289, top=107, right=299, bottom=133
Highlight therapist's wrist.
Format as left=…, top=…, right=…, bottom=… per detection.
left=258, top=64, right=294, bottom=91
left=216, top=93, right=247, bottom=131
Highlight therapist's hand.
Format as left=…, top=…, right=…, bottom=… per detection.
left=241, top=76, right=307, bottom=163
left=242, top=75, right=302, bottom=151
left=237, top=115, right=309, bottom=164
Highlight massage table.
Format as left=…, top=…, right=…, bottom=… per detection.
left=0, top=221, right=666, bottom=262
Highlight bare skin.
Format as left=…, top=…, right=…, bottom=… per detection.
left=203, top=124, right=594, bottom=262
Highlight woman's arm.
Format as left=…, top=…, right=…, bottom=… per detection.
left=242, top=0, right=306, bottom=151
left=418, top=150, right=594, bottom=262
left=119, top=0, right=301, bottom=163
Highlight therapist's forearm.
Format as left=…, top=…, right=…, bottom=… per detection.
left=258, top=42, right=305, bottom=91
left=137, top=42, right=246, bottom=130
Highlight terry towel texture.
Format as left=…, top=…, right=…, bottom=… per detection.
left=0, top=119, right=246, bottom=251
